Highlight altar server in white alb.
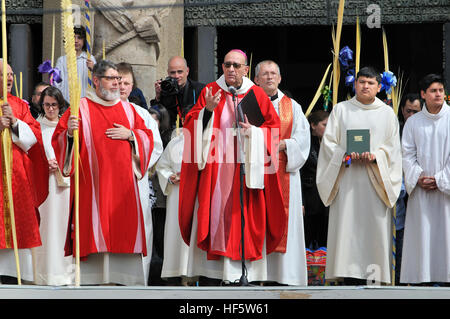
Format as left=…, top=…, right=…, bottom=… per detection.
left=254, top=60, right=309, bottom=286
left=400, top=74, right=450, bottom=284
left=156, top=130, right=190, bottom=283
left=316, top=66, right=402, bottom=284
left=117, top=62, right=163, bottom=285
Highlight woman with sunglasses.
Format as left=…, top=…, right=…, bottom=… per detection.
left=33, top=86, right=73, bottom=286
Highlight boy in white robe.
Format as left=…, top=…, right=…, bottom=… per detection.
left=156, top=131, right=196, bottom=285
left=316, top=67, right=402, bottom=285
left=401, top=74, right=450, bottom=285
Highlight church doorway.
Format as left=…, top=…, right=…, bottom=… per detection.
left=186, top=23, right=444, bottom=113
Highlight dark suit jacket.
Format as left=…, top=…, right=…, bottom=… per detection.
left=300, top=134, right=328, bottom=216
left=150, top=78, right=205, bottom=129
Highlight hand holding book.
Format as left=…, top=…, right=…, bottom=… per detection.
left=344, top=129, right=375, bottom=166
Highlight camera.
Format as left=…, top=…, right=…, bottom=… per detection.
left=160, top=77, right=179, bottom=97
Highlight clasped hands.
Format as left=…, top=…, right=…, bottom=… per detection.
left=417, top=174, right=437, bottom=191
left=343, top=152, right=376, bottom=164
left=48, top=159, right=59, bottom=172
left=169, top=172, right=180, bottom=185
left=0, top=103, right=17, bottom=131
left=68, top=115, right=133, bottom=141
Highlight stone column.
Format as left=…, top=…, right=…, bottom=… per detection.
left=42, top=0, right=66, bottom=78
left=9, top=24, right=32, bottom=100
left=196, top=26, right=217, bottom=85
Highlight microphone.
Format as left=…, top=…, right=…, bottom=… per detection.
left=228, top=86, right=237, bottom=96
left=229, top=86, right=244, bottom=123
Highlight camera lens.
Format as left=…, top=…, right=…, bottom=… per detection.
left=160, top=77, right=179, bottom=96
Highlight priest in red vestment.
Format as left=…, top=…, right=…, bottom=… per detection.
left=0, top=61, right=49, bottom=282
left=52, top=60, right=154, bottom=285
left=179, top=50, right=286, bottom=283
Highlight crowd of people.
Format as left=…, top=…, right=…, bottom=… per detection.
left=0, top=25, right=448, bottom=287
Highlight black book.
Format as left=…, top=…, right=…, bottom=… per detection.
left=237, top=89, right=265, bottom=127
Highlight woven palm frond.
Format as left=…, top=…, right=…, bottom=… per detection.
left=61, top=0, right=81, bottom=114
left=332, top=0, right=345, bottom=107
left=355, top=16, right=361, bottom=75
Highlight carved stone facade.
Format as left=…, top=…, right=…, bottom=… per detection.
left=185, top=0, right=450, bottom=27
left=40, top=0, right=183, bottom=103
left=91, top=0, right=180, bottom=103
left=3, top=0, right=43, bottom=24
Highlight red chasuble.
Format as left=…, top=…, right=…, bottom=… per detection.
left=52, top=97, right=154, bottom=259
left=179, top=82, right=286, bottom=261
left=0, top=94, right=48, bottom=249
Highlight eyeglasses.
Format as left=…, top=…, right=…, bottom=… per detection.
left=43, top=103, right=59, bottom=109
left=223, top=62, right=246, bottom=69
left=406, top=109, right=419, bottom=114
left=99, top=76, right=122, bottom=81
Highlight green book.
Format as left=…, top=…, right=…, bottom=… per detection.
left=346, top=129, right=370, bottom=155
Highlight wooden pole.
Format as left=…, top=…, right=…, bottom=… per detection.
left=51, top=14, right=55, bottom=68
left=84, top=0, right=93, bottom=88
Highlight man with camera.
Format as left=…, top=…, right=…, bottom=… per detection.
left=150, top=56, right=205, bottom=129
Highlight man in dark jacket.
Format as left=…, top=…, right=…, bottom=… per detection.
left=150, top=56, right=205, bottom=129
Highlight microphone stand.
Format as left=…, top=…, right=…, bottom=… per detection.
left=231, top=89, right=249, bottom=286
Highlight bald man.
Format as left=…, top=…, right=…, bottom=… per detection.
left=150, top=56, right=205, bottom=131
left=254, top=60, right=310, bottom=286
left=178, top=49, right=286, bottom=285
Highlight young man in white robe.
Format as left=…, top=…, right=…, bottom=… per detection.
left=118, top=63, right=163, bottom=285
left=316, top=66, right=402, bottom=285
left=400, top=74, right=450, bottom=285
left=254, top=60, right=310, bottom=286
left=156, top=130, right=193, bottom=285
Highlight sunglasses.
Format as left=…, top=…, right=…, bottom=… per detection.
left=223, top=62, right=246, bottom=69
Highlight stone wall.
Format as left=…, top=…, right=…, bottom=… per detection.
left=42, top=0, right=183, bottom=103
left=185, top=0, right=450, bottom=27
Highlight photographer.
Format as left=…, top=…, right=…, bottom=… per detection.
left=150, top=56, right=205, bottom=129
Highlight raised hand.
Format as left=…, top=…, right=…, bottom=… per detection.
left=205, top=87, right=222, bottom=112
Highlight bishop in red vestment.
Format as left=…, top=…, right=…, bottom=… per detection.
left=179, top=50, right=286, bottom=282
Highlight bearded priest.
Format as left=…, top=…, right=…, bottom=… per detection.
left=52, top=60, right=155, bottom=285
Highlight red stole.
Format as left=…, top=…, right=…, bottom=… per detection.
left=275, top=95, right=293, bottom=251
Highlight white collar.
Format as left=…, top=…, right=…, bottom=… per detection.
left=349, top=96, right=386, bottom=110
left=86, top=89, right=121, bottom=107
left=216, top=74, right=254, bottom=95
left=422, top=102, right=449, bottom=120
left=37, top=115, right=59, bottom=127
